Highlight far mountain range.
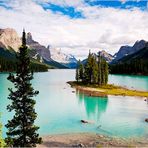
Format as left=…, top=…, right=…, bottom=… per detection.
left=0, top=28, right=147, bottom=69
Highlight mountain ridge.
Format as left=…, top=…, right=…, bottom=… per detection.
left=113, top=40, right=147, bottom=63
left=0, top=28, right=77, bottom=69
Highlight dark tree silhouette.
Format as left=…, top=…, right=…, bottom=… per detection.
left=5, top=30, right=42, bottom=147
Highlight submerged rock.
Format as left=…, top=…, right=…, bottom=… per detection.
left=80, top=120, right=94, bottom=124
left=145, top=118, right=148, bottom=122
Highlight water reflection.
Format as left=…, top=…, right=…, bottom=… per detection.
left=76, top=90, right=108, bottom=121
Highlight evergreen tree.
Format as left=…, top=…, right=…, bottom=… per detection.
left=98, top=53, right=102, bottom=85
left=75, top=66, right=79, bottom=82
left=79, top=61, right=84, bottom=81
left=92, top=56, right=98, bottom=84
left=5, top=30, right=42, bottom=147
left=104, top=60, right=108, bottom=84
left=97, top=54, right=108, bottom=85
left=76, top=51, right=109, bottom=86
left=83, top=51, right=93, bottom=83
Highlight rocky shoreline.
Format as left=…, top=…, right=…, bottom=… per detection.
left=37, top=133, right=148, bottom=147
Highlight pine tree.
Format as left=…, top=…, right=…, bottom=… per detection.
left=79, top=51, right=109, bottom=85
left=92, top=56, right=98, bottom=84
left=5, top=30, right=42, bottom=147
left=76, top=66, right=79, bottom=82
left=79, top=62, right=84, bottom=81
left=83, top=51, right=93, bottom=83
left=104, top=60, right=108, bottom=84
left=98, top=53, right=102, bottom=85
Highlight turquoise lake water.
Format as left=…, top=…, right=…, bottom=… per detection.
left=0, top=69, right=148, bottom=138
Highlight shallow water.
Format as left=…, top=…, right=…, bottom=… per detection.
left=0, top=69, right=148, bottom=138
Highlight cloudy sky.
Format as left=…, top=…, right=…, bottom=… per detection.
left=0, top=0, right=148, bottom=59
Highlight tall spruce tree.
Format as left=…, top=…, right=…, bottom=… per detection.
left=76, top=51, right=109, bottom=85
left=79, top=61, right=84, bottom=81
left=98, top=53, right=102, bottom=85
left=92, top=56, right=98, bottom=84
left=75, top=66, right=79, bottom=82
left=83, top=51, right=93, bottom=83
left=104, top=59, right=108, bottom=84
left=5, top=30, right=42, bottom=147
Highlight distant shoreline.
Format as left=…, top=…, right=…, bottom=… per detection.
left=67, top=81, right=148, bottom=98
left=38, top=133, right=148, bottom=147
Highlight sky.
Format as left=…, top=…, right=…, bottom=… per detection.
left=0, top=0, right=148, bottom=59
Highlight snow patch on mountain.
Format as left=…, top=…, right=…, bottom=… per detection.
left=49, top=47, right=77, bottom=64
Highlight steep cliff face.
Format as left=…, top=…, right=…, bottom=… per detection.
left=0, top=28, right=21, bottom=52
left=0, top=28, right=77, bottom=68
left=26, top=32, right=51, bottom=61
left=114, top=40, right=147, bottom=61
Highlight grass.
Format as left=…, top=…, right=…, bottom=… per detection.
left=68, top=81, right=148, bottom=97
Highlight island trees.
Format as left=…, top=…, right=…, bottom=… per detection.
left=76, top=52, right=108, bottom=85
left=5, top=30, right=42, bottom=147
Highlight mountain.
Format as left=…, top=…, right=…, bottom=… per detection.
left=98, top=50, right=114, bottom=63
left=81, top=50, right=113, bottom=66
left=0, top=28, right=50, bottom=71
left=26, top=33, right=68, bottom=69
left=113, top=40, right=147, bottom=62
left=110, top=44, right=148, bottom=75
left=0, top=28, right=70, bottom=69
left=26, top=32, right=51, bottom=61
left=49, top=47, right=77, bottom=68
left=0, top=28, right=21, bottom=52
left=118, top=43, right=148, bottom=63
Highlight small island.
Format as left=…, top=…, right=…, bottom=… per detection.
left=70, top=51, right=148, bottom=98
left=68, top=81, right=148, bottom=97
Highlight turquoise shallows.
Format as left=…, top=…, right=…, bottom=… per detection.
left=0, top=70, right=148, bottom=138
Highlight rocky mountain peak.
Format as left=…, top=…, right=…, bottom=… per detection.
left=27, top=32, right=32, bottom=40
left=113, top=39, right=148, bottom=63
left=98, top=50, right=114, bottom=62
left=49, top=47, right=77, bottom=64
left=26, top=32, right=36, bottom=44
left=0, top=28, right=21, bottom=51
left=133, top=40, right=147, bottom=50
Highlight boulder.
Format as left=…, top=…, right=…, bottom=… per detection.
left=145, top=118, right=148, bottom=122
left=80, top=120, right=94, bottom=124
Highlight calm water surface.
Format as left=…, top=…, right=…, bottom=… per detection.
left=0, top=70, right=148, bottom=138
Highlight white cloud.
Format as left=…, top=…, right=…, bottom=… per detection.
left=0, top=0, right=148, bottom=59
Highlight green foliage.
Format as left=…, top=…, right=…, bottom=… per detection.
left=110, top=59, right=148, bottom=75
left=0, top=55, right=49, bottom=72
left=0, top=116, right=6, bottom=147
left=76, top=66, right=79, bottom=82
left=75, top=51, right=109, bottom=85
left=110, top=46, right=148, bottom=75
left=92, top=57, right=98, bottom=84
left=83, top=52, right=93, bottom=83
left=78, top=60, right=84, bottom=81
left=5, top=30, right=42, bottom=147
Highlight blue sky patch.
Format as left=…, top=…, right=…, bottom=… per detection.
left=0, top=0, right=12, bottom=9
left=41, top=3, right=84, bottom=18
left=39, top=0, right=147, bottom=18
left=0, top=0, right=147, bottom=18
left=85, top=0, right=147, bottom=10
